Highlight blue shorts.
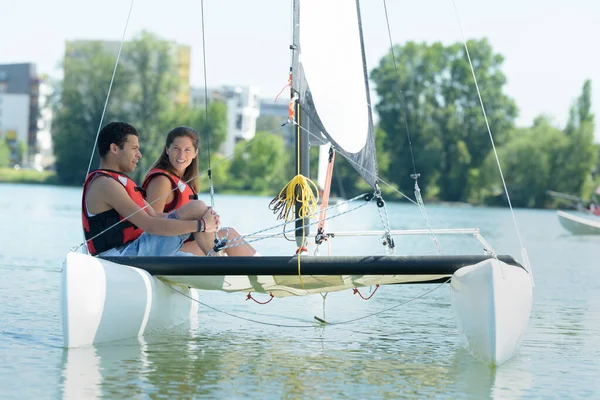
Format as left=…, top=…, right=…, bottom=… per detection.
left=98, top=211, right=194, bottom=257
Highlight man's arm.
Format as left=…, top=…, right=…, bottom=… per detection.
left=96, top=177, right=198, bottom=236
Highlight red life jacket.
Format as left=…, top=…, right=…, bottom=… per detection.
left=142, top=168, right=198, bottom=213
left=82, top=169, right=146, bottom=255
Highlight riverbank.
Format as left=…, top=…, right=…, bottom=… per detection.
left=0, top=167, right=57, bottom=185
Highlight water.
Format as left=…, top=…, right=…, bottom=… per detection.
left=0, top=183, right=598, bottom=399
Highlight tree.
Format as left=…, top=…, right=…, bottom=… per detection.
left=479, top=117, right=560, bottom=207
left=52, top=42, right=133, bottom=185
left=158, top=102, right=228, bottom=184
left=0, top=139, right=9, bottom=167
left=228, top=133, right=288, bottom=194
left=479, top=79, right=597, bottom=208
left=558, top=80, right=596, bottom=195
left=125, top=31, right=180, bottom=179
left=370, top=39, right=517, bottom=202
left=51, top=32, right=215, bottom=186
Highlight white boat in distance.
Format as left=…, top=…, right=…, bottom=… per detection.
left=62, top=0, right=533, bottom=366
left=557, top=210, right=600, bottom=235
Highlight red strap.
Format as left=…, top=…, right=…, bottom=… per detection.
left=246, top=292, right=274, bottom=304
left=353, top=284, right=379, bottom=300
left=317, top=148, right=335, bottom=235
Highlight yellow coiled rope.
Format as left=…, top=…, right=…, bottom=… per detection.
left=269, top=174, right=319, bottom=223
left=269, top=173, right=319, bottom=290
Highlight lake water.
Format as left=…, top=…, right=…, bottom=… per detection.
left=0, top=183, right=598, bottom=399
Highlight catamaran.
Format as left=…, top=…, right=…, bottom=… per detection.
left=61, top=0, right=533, bottom=365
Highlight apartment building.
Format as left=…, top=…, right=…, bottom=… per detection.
left=0, top=63, right=42, bottom=167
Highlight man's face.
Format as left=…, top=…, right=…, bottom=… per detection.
left=117, top=134, right=142, bottom=173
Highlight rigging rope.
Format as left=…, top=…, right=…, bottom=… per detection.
left=268, top=174, right=319, bottom=224
left=164, top=277, right=451, bottom=328
left=200, top=0, right=223, bottom=252
left=382, top=0, right=418, bottom=179
left=83, top=0, right=136, bottom=185
left=291, top=121, right=495, bottom=255
left=381, top=0, right=441, bottom=253
left=200, top=0, right=213, bottom=205
left=413, top=178, right=443, bottom=254
left=217, top=193, right=371, bottom=254
left=451, top=0, right=532, bottom=283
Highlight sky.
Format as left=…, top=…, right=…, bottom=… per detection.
left=1, top=0, right=599, bottom=139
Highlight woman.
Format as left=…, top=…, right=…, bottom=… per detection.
left=143, top=126, right=258, bottom=256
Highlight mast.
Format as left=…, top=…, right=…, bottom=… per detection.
left=292, top=0, right=310, bottom=248
left=294, top=99, right=311, bottom=247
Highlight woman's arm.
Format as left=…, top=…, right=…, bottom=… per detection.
left=145, top=175, right=173, bottom=214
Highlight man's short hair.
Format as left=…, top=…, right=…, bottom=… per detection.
left=97, top=122, right=139, bottom=158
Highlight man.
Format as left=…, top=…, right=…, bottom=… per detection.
left=82, top=121, right=220, bottom=257
left=590, top=184, right=600, bottom=216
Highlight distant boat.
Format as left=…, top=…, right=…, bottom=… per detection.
left=557, top=210, right=600, bottom=235
left=548, top=189, right=600, bottom=234
left=547, top=189, right=600, bottom=216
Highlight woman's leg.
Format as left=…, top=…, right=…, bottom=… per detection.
left=195, top=228, right=257, bottom=256
left=179, top=240, right=206, bottom=255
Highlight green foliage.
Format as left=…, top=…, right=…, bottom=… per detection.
left=371, top=39, right=517, bottom=202
left=0, top=167, right=57, bottom=184
left=0, top=140, right=9, bottom=168
left=479, top=121, right=558, bottom=207
left=158, top=102, right=228, bottom=170
left=126, top=32, right=180, bottom=180
left=228, top=133, right=288, bottom=194
left=52, top=42, right=134, bottom=185
left=557, top=80, right=597, bottom=195
left=479, top=80, right=598, bottom=208
left=49, top=29, right=596, bottom=209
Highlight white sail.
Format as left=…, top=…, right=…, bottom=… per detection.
left=292, top=0, right=378, bottom=188
left=298, top=1, right=369, bottom=153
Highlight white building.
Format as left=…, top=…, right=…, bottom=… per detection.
left=34, top=77, right=54, bottom=170
left=190, top=85, right=260, bottom=156
left=0, top=63, right=40, bottom=167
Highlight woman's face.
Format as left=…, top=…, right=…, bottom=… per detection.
left=166, top=136, right=198, bottom=175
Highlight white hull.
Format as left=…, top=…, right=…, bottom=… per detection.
left=61, top=252, right=198, bottom=348
left=63, top=253, right=532, bottom=365
left=450, top=258, right=533, bottom=365
left=557, top=210, right=600, bottom=235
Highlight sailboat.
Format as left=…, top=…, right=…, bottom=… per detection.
left=547, top=189, right=600, bottom=234
left=556, top=210, right=600, bottom=235
left=61, top=0, right=533, bottom=365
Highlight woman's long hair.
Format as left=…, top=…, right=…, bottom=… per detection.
left=146, top=126, right=200, bottom=193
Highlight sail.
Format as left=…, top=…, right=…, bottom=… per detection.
left=292, top=0, right=378, bottom=189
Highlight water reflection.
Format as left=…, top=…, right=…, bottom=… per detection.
left=59, top=318, right=533, bottom=399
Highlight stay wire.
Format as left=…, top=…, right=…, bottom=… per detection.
left=382, top=0, right=418, bottom=178
left=292, top=121, right=497, bottom=255
left=199, top=0, right=214, bottom=209
left=451, top=0, right=531, bottom=278
left=83, top=0, right=136, bottom=184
